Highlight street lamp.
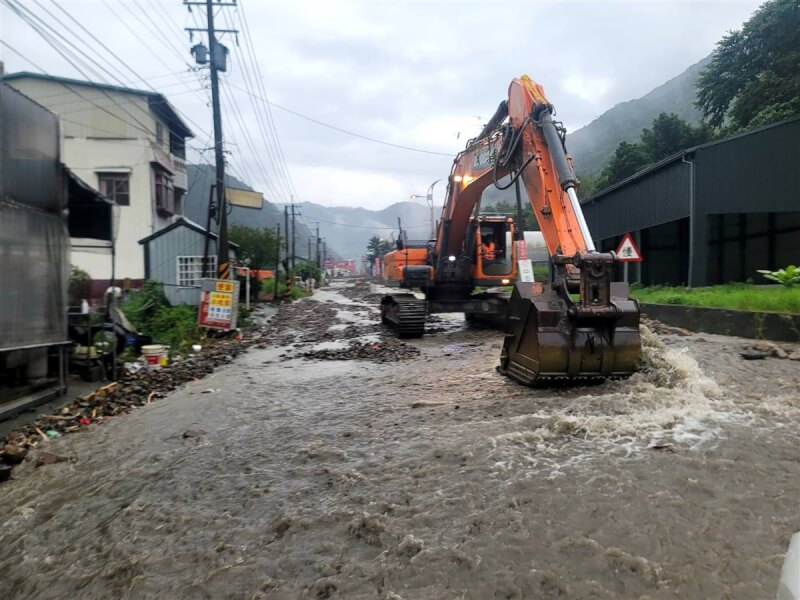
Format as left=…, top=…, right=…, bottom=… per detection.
left=410, top=178, right=441, bottom=240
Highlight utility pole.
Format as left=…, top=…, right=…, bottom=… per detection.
left=290, top=198, right=297, bottom=275
left=272, top=225, right=281, bottom=301
left=185, top=0, right=237, bottom=279
left=284, top=206, right=290, bottom=262
left=315, top=224, right=321, bottom=269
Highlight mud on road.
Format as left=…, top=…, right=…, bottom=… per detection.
left=1, top=280, right=798, bottom=599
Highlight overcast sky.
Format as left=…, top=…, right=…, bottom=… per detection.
left=1, top=0, right=763, bottom=210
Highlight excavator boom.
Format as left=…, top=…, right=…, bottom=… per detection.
left=380, top=75, right=641, bottom=384
left=493, top=76, right=641, bottom=383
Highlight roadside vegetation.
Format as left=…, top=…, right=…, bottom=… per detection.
left=630, top=283, right=800, bottom=314
left=262, top=277, right=311, bottom=300
left=122, top=281, right=204, bottom=350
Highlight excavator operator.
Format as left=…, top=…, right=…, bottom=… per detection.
left=481, top=234, right=496, bottom=261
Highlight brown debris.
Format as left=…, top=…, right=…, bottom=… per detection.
left=182, top=430, right=206, bottom=439
left=35, top=451, right=67, bottom=467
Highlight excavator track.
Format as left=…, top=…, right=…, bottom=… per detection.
left=380, top=294, right=426, bottom=338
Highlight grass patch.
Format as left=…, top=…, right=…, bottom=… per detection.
left=630, top=283, right=800, bottom=314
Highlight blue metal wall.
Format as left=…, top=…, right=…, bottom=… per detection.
left=144, top=225, right=217, bottom=306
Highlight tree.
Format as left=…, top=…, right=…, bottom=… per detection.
left=597, top=113, right=713, bottom=188
left=366, top=235, right=391, bottom=261
left=599, top=141, right=651, bottom=187
left=696, top=0, right=800, bottom=131
left=640, top=113, right=711, bottom=160
left=481, top=199, right=539, bottom=232
left=229, top=225, right=279, bottom=269
left=295, top=261, right=322, bottom=282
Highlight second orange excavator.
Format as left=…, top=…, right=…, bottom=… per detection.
left=380, top=75, right=641, bottom=384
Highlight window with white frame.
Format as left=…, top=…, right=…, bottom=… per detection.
left=177, top=255, right=215, bottom=287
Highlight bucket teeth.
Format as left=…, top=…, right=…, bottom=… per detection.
left=498, top=282, right=641, bottom=385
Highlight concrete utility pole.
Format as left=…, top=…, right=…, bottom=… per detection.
left=273, top=225, right=281, bottom=301
left=186, top=0, right=237, bottom=279
left=315, top=224, right=321, bottom=268
left=290, top=198, right=297, bottom=275
left=284, top=206, right=290, bottom=262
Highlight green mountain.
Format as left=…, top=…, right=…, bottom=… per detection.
left=567, top=56, right=710, bottom=177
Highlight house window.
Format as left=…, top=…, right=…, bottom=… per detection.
left=177, top=255, right=216, bottom=287
left=156, top=122, right=165, bottom=147
left=98, top=173, right=130, bottom=206
left=155, top=171, right=175, bottom=215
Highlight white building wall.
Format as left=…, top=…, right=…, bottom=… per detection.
left=7, top=77, right=189, bottom=283
left=64, top=137, right=154, bottom=280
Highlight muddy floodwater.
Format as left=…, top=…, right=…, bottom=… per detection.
left=1, top=281, right=798, bottom=599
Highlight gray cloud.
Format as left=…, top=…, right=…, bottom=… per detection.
left=1, top=0, right=763, bottom=209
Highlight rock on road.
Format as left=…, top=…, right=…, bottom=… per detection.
left=1, top=281, right=798, bottom=599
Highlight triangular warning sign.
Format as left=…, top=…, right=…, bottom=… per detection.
left=615, top=233, right=643, bottom=262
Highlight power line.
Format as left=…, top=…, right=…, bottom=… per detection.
left=226, top=81, right=453, bottom=157
left=0, top=6, right=159, bottom=138
left=236, top=0, right=300, bottom=198
left=222, top=7, right=293, bottom=200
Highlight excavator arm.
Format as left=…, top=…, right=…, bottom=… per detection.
left=441, top=76, right=641, bottom=383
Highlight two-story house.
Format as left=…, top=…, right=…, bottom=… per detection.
left=4, top=72, right=193, bottom=295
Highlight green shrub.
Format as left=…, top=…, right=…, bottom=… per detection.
left=68, top=265, right=92, bottom=305
left=757, top=266, right=800, bottom=287
left=122, top=281, right=203, bottom=350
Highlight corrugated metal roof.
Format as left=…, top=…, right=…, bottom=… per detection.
left=139, top=217, right=239, bottom=248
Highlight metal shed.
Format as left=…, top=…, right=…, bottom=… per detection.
left=139, top=218, right=238, bottom=306
left=1, top=82, right=110, bottom=413
left=581, top=116, right=800, bottom=286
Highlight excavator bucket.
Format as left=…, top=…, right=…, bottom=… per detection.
left=498, top=255, right=641, bottom=384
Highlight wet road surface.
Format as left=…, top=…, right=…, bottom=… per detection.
left=1, top=281, right=798, bottom=599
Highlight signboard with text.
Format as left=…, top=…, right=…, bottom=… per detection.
left=198, top=279, right=240, bottom=330
left=517, top=259, right=535, bottom=282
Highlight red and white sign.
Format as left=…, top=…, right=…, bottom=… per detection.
left=615, top=233, right=643, bottom=262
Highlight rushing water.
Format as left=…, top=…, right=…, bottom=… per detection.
left=0, top=285, right=798, bottom=599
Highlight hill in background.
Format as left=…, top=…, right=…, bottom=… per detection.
left=185, top=164, right=326, bottom=260
left=298, top=201, right=440, bottom=260
left=567, top=56, right=709, bottom=177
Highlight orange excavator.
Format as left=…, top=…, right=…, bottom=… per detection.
left=381, top=76, right=641, bottom=383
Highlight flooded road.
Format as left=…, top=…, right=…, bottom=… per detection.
left=1, top=281, right=798, bottom=599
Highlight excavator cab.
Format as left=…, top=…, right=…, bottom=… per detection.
left=473, top=216, right=516, bottom=283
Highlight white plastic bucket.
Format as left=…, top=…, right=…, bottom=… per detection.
left=141, top=345, right=168, bottom=370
